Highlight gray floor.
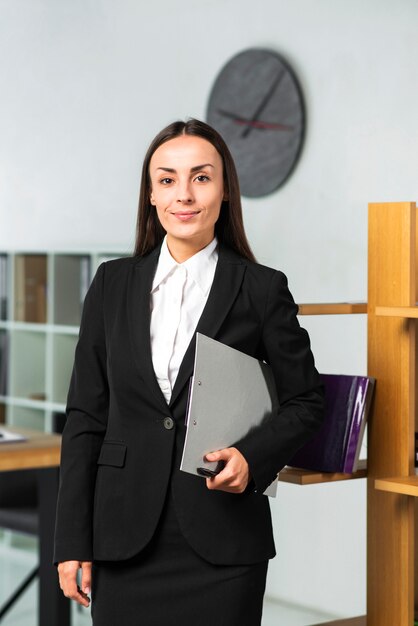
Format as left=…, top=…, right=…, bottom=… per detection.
left=0, top=533, right=338, bottom=626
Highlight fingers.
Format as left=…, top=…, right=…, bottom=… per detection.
left=58, top=560, right=92, bottom=607
left=81, top=561, right=92, bottom=597
left=205, top=449, right=229, bottom=463
left=205, top=447, right=250, bottom=494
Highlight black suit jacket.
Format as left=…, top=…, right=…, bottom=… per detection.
left=54, top=244, right=324, bottom=566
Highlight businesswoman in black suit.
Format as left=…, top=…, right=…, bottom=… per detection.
left=55, top=118, right=324, bottom=625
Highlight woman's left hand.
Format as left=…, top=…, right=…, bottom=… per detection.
left=204, top=447, right=250, bottom=493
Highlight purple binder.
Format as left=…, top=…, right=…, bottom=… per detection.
left=288, top=374, right=375, bottom=473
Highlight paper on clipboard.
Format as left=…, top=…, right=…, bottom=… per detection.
left=180, top=333, right=279, bottom=497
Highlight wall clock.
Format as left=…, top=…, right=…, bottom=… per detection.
left=206, top=48, right=305, bottom=198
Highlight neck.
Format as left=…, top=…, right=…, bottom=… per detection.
left=166, top=234, right=214, bottom=263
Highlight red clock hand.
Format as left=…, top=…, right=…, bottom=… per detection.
left=234, top=119, right=292, bottom=131
left=242, top=69, right=285, bottom=138
left=217, top=109, right=292, bottom=131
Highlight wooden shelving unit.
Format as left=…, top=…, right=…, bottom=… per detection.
left=294, top=202, right=418, bottom=625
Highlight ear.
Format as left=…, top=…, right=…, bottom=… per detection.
left=150, top=193, right=155, bottom=206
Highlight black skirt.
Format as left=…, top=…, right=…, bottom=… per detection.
left=91, top=491, right=268, bottom=626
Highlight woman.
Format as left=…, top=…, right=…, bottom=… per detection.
left=55, top=118, right=324, bottom=625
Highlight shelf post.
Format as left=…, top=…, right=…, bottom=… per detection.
left=367, top=202, right=416, bottom=625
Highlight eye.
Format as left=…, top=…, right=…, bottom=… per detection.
left=194, top=174, right=210, bottom=183
left=159, top=177, right=173, bottom=185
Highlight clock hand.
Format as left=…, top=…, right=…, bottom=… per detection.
left=217, top=108, right=292, bottom=131
left=242, top=68, right=285, bottom=138
left=234, top=119, right=292, bottom=131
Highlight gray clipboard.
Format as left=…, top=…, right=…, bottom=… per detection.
left=180, top=333, right=279, bottom=497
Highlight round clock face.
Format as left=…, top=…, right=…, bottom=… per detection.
left=206, top=48, right=305, bottom=198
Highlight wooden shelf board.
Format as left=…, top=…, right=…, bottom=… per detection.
left=375, top=475, right=418, bottom=496
left=298, top=303, right=367, bottom=316
left=279, top=461, right=367, bottom=485
left=310, top=617, right=366, bottom=626
left=375, top=305, right=418, bottom=318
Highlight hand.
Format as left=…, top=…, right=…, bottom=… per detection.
left=205, top=447, right=250, bottom=494
left=58, top=560, right=92, bottom=607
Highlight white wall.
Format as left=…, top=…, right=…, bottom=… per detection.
left=1, top=0, right=418, bottom=618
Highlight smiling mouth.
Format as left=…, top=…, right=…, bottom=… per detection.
left=173, top=210, right=201, bottom=221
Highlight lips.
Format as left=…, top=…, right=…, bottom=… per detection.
left=173, top=210, right=201, bottom=221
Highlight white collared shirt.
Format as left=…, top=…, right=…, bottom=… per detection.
left=150, top=236, right=218, bottom=403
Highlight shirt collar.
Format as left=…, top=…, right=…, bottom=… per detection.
left=151, top=236, right=218, bottom=295
left=183, top=237, right=218, bottom=296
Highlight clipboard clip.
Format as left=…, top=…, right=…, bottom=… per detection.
left=196, top=461, right=225, bottom=478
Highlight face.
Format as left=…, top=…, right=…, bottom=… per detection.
left=149, top=135, right=225, bottom=253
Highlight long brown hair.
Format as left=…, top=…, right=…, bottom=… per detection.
left=134, top=118, right=256, bottom=262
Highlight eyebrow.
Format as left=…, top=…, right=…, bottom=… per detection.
left=155, top=163, right=215, bottom=173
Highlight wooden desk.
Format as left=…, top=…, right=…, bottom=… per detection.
left=0, top=428, right=61, bottom=471
left=0, top=428, right=70, bottom=626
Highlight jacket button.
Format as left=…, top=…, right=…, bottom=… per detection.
left=163, top=417, right=174, bottom=430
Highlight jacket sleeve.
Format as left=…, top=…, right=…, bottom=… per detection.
left=234, top=270, right=325, bottom=493
left=54, top=263, right=108, bottom=564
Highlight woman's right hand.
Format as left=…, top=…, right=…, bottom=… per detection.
left=58, top=560, right=92, bottom=607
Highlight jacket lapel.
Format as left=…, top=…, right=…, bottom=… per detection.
left=127, top=245, right=170, bottom=412
left=169, top=245, right=246, bottom=408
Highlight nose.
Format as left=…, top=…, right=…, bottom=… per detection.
left=177, top=194, right=193, bottom=204
left=176, top=181, right=194, bottom=204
